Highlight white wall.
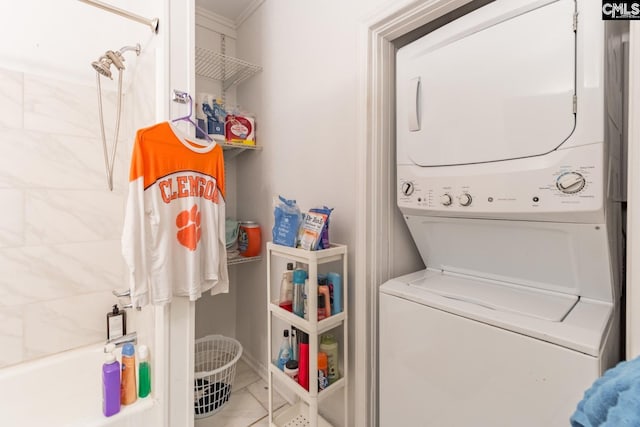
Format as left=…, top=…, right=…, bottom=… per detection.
left=233, top=1, right=421, bottom=425
left=0, top=0, right=162, bottom=367
left=194, top=8, right=240, bottom=341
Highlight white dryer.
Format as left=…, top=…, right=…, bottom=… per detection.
left=380, top=1, right=626, bottom=426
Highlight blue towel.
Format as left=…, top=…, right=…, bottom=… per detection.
left=571, top=356, right=640, bottom=426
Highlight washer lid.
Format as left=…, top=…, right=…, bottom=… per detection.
left=397, top=0, right=576, bottom=166
left=408, top=270, right=578, bottom=322
left=380, top=269, right=613, bottom=356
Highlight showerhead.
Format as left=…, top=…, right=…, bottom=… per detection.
left=92, top=56, right=113, bottom=79
left=91, top=43, right=141, bottom=78
left=106, top=51, right=125, bottom=71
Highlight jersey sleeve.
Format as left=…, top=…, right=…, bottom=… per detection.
left=121, top=131, right=150, bottom=308
left=212, top=196, right=229, bottom=295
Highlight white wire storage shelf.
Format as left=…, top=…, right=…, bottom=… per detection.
left=193, top=137, right=262, bottom=160
left=195, top=46, right=262, bottom=90
left=227, top=253, right=261, bottom=266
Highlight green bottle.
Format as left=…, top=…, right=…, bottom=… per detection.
left=138, top=345, right=151, bottom=398
left=319, top=334, right=339, bottom=384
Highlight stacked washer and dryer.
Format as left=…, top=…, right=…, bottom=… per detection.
left=379, top=1, right=627, bottom=426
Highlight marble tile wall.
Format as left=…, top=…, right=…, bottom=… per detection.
left=0, top=66, right=132, bottom=367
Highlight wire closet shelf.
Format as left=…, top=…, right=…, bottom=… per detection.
left=195, top=46, right=263, bottom=90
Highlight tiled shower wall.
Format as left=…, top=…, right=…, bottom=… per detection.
left=0, top=67, right=137, bottom=368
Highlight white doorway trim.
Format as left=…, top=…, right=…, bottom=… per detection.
left=626, top=22, right=640, bottom=359
left=355, top=1, right=476, bottom=426
left=356, top=4, right=640, bottom=426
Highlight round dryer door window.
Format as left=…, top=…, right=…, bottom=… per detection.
left=396, top=0, right=576, bottom=166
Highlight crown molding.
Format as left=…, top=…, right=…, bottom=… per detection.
left=196, top=0, right=264, bottom=31
left=236, top=0, right=264, bottom=27
left=195, top=5, right=236, bottom=33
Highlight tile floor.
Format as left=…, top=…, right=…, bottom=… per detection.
left=195, top=359, right=290, bottom=427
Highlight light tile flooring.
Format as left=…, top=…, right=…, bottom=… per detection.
left=195, top=359, right=290, bottom=427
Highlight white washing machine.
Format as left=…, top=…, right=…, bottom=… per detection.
left=380, top=1, right=627, bottom=426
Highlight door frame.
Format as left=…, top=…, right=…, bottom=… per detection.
left=354, top=1, right=475, bottom=425
left=356, top=4, right=639, bottom=426
left=626, top=22, right=640, bottom=359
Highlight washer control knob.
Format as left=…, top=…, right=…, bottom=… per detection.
left=440, top=193, right=452, bottom=206
left=401, top=181, right=414, bottom=196
left=458, top=193, right=472, bottom=206
left=556, top=172, right=586, bottom=194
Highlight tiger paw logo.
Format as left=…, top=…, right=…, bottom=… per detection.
left=176, top=204, right=201, bottom=251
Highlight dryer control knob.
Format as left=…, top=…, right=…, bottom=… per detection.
left=440, top=194, right=452, bottom=206
left=556, top=172, right=586, bottom=194
left=458, top=193, right=472, bottom=206
left=401, top=181, right=414, bottom=196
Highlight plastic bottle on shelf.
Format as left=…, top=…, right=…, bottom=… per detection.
left=292, top=269, right=307, bottom=318
left=278, top=263, right=294, bottom=312
left=318, top=352, right=329, bottom=391
left=327, top=272, right=343, bottom=315
left=138, top=345, right=151, bottom=398
left=318, top=284, right=331, bottom=320
left=291, top=327, right=298, bottom=361
left=303, top=279, right=309, bottom=320
left=320, top=334, right=340, bottom=384
left=102, top=343, right=121, bottom=417
left=298, top=332, right=309, bottom=391
left=317, top=294, right=327, bottom=320
left=120, top=342, right=137, bottom=405
left=277, top=330, right=292, bottom=370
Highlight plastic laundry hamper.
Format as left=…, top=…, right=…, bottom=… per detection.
left=194, top=335, right=243, bottom=418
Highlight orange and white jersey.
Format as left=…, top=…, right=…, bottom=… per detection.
left=122, top=122, right=228, bottom=307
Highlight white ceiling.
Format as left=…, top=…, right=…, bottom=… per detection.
left=195, top=0, right=257, bottom=23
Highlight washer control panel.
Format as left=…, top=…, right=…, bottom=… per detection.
left=401, top=181, right=415, bottom=196
left=458, top=193, right=473, bottom=206
left=440, top=193, right=453, bottom=206
left=556, top=171, right=586, bottom=194
left=398, top=144, right=605, bottom=217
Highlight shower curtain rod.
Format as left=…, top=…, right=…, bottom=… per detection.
left=78, top=0, right=159, bottom=33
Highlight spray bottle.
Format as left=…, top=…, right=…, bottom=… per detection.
left=102, top=343, right=121, bottom=417
left=277, top=330, right=292, bottom=370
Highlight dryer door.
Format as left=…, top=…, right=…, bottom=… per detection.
left=396, top=0, right=576, bottom=166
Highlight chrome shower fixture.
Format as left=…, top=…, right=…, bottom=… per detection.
left=91, top=56, right=112, bottom=78
left=92, top=42, right=141, bottom=191
left=91, top=44, right=141, bottom=80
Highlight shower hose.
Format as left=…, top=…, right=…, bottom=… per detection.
left=96, top=68, right=124, bottom=191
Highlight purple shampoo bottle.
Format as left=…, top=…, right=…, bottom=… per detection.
left=102, top=345, right=121, bottom=417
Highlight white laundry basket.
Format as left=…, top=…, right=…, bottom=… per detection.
left=194, top=335, right=243, bottom=419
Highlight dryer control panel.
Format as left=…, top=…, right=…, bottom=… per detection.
left=397, top=144, right=606, bottom=222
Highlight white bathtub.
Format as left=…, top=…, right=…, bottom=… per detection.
left=0, top=343, right=159, bottom=427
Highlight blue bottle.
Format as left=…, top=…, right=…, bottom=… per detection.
left=277, top=330, right=292, bottom=370
left=292, top=269, right=308, bottom=318
left=327, top=272, right=342, bottom=314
